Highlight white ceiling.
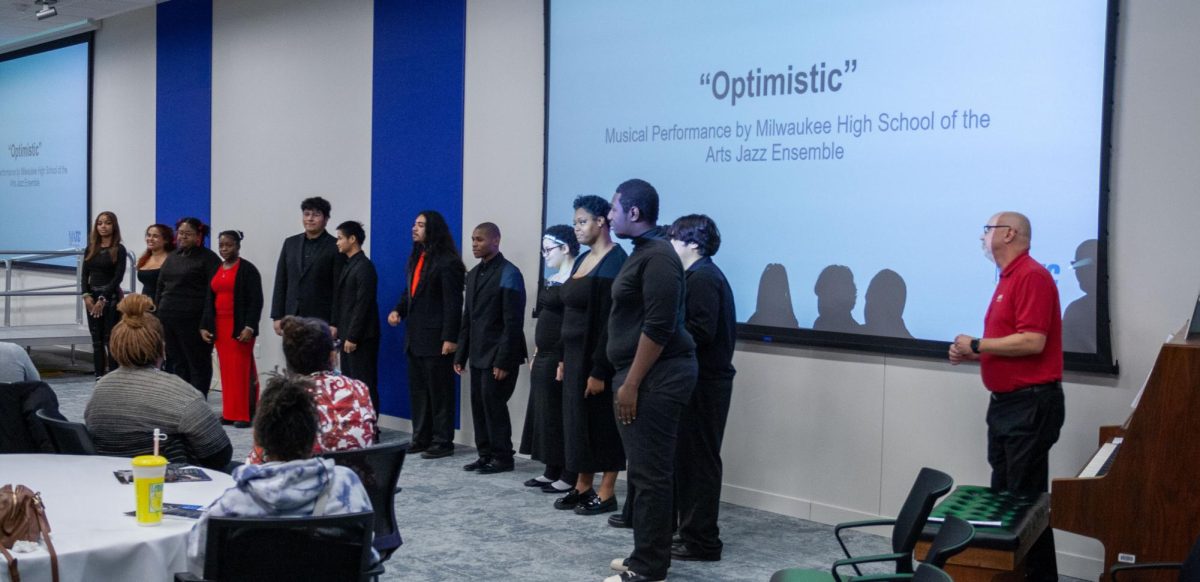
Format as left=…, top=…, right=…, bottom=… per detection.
left=0, top=0, right=161, bottom=54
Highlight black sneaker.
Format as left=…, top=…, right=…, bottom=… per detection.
left=603, top=571, right=664, bottom=582
left=574, top=493, right=617, bottom=515
left=553, top=488, right=593, bottom=510
left=463, top=457, right=492, bottom=471
left=670, top=543, right=721, bottom=562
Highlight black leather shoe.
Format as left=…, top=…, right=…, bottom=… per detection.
left=607, top=513, right=632, bottom=528
left=554, top=488, right=593, bottom=510
left=524, top=477, right=551, bottom=487
left=407, top=442, right=430, bottom=454
left=220, top=418, right=234, bottom=426
left=420, top=445, right=454, bottom=459
left=574, top=494, right=618, bottom=515
left=670, top=543, right=721, bottom=562
left=477, top=460, right=514, bottom=474
left=233, top=421, right=252, bottom=429
left=463, top=457, right=491, bottom=471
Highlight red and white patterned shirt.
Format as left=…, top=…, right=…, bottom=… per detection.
left=246, top=371, right=378, bottom=464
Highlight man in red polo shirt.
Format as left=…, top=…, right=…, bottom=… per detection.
left=950, top=211, right=1064, bottom=582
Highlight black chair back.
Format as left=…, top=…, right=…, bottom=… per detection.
left=923, top=516, right=975, bottom=568
left=200, top=512, right=375, bottom=582
left=35, top=408, right=97, bottom=455
left=321, top=441, right=408, bottom=561
left=892, top=468, right=953, bottom=569
left=913, top=563, right=953, bottom=582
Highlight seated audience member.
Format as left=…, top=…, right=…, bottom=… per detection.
left=246, top=316, right=377, bottom=463
left=187, top=374, right=375, bottom=572
left=84, top=294, right=232, bottom=470
left=0, top=341, right=40, bottom=383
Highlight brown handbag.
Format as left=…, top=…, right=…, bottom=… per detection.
left=0, top=484, right=58, bottom=582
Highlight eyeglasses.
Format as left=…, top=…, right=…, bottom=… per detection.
left=541, top=244, right=564, bottom=257
left=982, top=225, right=1013, bottom=233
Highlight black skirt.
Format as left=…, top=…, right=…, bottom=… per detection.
left=519, top=350, right=566, bottom=464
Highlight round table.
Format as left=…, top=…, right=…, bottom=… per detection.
left=0, top=454, right=234, bottom=582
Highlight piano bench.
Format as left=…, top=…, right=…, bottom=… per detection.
left=915, top=486, right=1050, bottom=582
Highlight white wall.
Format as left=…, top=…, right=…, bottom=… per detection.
left=210, top=0, right=374, bottom=375
left=93, top=6, right=157, bottom=249
left=459, top=0, right=547, bottom=450
left=81, top=1, right=1200, bottom=579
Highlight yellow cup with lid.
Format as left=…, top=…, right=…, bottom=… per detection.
left=132, top=455, right=168, bottom=526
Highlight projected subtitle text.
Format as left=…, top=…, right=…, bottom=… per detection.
left=603, top=109, right=991, bottom=163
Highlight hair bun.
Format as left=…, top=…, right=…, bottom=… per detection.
left=116, top=294, right=156, bottom=326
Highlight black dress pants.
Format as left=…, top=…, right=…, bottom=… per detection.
left=160, top=313, right=213, bottom=397
left=86, top=298, right=120, bottom=376
left=341, top=339, right=379, bottom=412
left=986, top=382, right=1064, bottom=582
left=469, top=366, right=518, bottom=463
left=674, top=376, right=733, bottom=555
left=615, top=356, right=698, bottom=580
left=408, top=353, right=457, bottom=448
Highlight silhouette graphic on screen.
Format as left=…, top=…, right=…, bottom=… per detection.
left=747, top=263, right=800, bottom=328
left=812, top=264, right=864, bottom=333
left=1062, top=238, right=1098, bottom=353
left=862, top=269, right=913, bottom=339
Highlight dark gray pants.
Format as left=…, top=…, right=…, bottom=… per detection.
left=615, top=356, right=698, bottom=580
left=341, top=339, right=379, bottom=411
left=470, top=366, right=518, bottom=463
left=675, top=376, right=733, bottom=555
left=407, top=353, right=456, bottom=447
left=987, top=381, right=1064, bottom=582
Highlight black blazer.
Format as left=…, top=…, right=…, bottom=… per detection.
left=331, top=252, right=380, bottom=344
left=393, top=252, right=465, bottom=358
left=455, top=253, right=528, bottom=371
left=270, top=231, right=342, bottom=322
left=201, top=258, right=265, bottom=338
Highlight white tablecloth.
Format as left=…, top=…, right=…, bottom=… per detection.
left=0, top=454, right=235, bottom=582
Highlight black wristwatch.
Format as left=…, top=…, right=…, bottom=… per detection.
left=970, top=338, right=981, bottom=354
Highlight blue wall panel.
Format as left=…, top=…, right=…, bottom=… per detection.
left=156, top=0, right=212, bottom=231
left=372, top=0, right=467, bottom=420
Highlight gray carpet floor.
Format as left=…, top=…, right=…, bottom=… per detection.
left=32, top=348, right=926, bottom=581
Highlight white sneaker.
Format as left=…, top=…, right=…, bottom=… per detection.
left=603, top=572, right=665, bottom=582
left=610, top=558, right=630, bottom=572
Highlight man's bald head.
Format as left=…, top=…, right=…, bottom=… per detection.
left=995, top=211, right=1032, bottom=243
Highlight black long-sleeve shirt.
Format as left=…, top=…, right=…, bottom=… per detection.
left=685, top=257, right=737, bottom=381
left=156, top=246, right=221, bottom=318
left=607, top=227, right=694, bottom=371
left=81, top=244, right=127, bottom=300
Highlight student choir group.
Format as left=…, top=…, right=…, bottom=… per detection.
left=79, top=178, right=735, bottom=582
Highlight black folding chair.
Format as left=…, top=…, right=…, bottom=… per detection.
left=846, top=516, right=975, bottom=582
left=321, top=441, right=408, bottom=562
left=175, top=512, right=375, bottom=582
left=35, top=408, right=97, bottom=455
left=771, top=467, right=954, bottom=582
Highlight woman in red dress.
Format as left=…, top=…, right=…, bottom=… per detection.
left=201, top=231, right=264, bottom=428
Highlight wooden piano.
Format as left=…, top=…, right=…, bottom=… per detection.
left=1052, top=336, right=1200, bottom=578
